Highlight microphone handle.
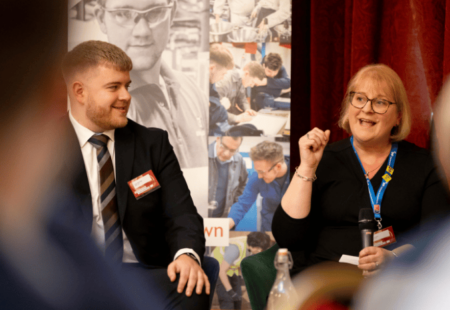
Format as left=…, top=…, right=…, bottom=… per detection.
left=361, top=229, right=374, bottom=248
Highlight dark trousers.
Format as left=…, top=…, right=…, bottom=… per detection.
left=121, top=257, right=219, bottom=310
left=216, top=274, right=243, bottom=309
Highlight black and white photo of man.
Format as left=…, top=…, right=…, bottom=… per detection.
left=94, top=0, right=209, bottom=168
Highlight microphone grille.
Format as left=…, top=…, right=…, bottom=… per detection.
left=359, top=208, right=374, bottom=221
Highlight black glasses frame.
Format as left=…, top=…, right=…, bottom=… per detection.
left=349, top=91, right=395, bottom=115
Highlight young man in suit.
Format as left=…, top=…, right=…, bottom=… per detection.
left=62, top=40, right=210, bottom=309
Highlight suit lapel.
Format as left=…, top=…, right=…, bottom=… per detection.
left=63, top=116, right=94, bottom=232
left=115, top=123, right=135, bottom=221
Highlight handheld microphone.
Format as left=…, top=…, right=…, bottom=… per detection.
left=359, top=208, right=376, bottom=249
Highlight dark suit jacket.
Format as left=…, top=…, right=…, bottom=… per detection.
left=67, top=116, right=206, bottom=267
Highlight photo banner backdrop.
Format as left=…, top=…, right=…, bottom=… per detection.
left=68, top=0, right=291, bottom=309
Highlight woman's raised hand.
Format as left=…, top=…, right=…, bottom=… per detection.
left=299, top=128, right=331, bottom=171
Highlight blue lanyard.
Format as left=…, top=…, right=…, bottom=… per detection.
left=350, top=137, right=398, bottom=228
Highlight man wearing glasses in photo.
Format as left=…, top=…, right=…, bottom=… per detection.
left=228, top=141, right=290, bottom=232
left=208, top=136, right=248, bottom=218
left=94, top=0, right=209, bottom=169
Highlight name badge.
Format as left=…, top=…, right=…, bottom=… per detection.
left=373, top=226, right=396, bottom=248
left=128, top=170, right=160, bottom=200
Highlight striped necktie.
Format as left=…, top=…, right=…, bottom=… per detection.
left=88, top=134, right=123, bottom=264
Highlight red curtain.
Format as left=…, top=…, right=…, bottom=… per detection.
left=291, top=0, right=450, bottom=171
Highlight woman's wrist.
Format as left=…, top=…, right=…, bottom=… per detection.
left=295, top=167, right=317, bottom=182
left=296, top=164, right=316, bottom=178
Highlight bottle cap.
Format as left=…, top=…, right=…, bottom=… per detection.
left=278, top=248, right=288, bottom=255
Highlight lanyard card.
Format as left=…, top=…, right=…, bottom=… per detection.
left=373, top=226, right=396, bottom=248
left=128, top=170, right=160, bottom=200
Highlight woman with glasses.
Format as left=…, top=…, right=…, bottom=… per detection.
left=272, top=64, right=450, bottom=277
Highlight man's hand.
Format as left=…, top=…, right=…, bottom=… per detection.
left=167, top=254, right=210, bottom=296
left=253, top=77, right=267, bottom=86
left=227, top=289, right=241, bottom=301
left=281, top=88, right=291, bottom=94
left=244, top=109, right=257, bottom=116
left=220, top=97, right=231, bottom=110
left=229, top=218, right=235, bottom=229
left=235, top=113, right=252, bottom=123
left=250, top=8, right=258, bottom=19
left=258, top=22, right=268, bottom=34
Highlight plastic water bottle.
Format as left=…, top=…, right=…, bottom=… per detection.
left=267, top=248, right=299, bottom=310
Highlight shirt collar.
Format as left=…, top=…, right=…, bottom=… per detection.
left=69, top=111, right=115, bottom=147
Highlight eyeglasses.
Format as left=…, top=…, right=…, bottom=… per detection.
left=218, top=142, right=239, bottom=155
left=256, top=160, right=282, bottom=176
left=349, top=92, right=395, bottom=114
left=100, top=2, right=173, bottom=29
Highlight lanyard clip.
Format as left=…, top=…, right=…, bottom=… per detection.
left=376, top=218, right=383, bottom=230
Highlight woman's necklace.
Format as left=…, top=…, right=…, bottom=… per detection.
left=364, top=162, right=383, bottom=179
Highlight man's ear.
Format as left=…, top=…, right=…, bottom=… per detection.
left=95, top=5, right=108, bottom=34
left=72, top=81, right=87, bottom=105
left=209, top=63, right=216, bottom=73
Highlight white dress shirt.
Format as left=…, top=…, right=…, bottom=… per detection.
left=69, top=112, right=200, bottom=264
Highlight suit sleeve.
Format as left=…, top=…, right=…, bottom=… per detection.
left=156, top=130, right=206, bottom=263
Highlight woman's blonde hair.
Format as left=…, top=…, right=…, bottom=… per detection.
left=338, top=64, right=412, bottom=142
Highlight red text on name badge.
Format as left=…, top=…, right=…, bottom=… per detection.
left=128, top=170, right=160, bottom=200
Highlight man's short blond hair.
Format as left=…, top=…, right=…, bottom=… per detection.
left=250, top=141, right=284, bottom=164
left=339, top=64, right=412, bottom=142
left=62, top=40, right=132, bottom=83
left=244, top=61, right=266, bottom=80
left=210, top=43, right=234, bottom=70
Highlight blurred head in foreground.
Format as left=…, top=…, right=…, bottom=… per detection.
left=434, top=78, right=450, bottom=189
left=0, top=0, right=80, bottom=308
left=0, top=1, right=67, bottom=245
